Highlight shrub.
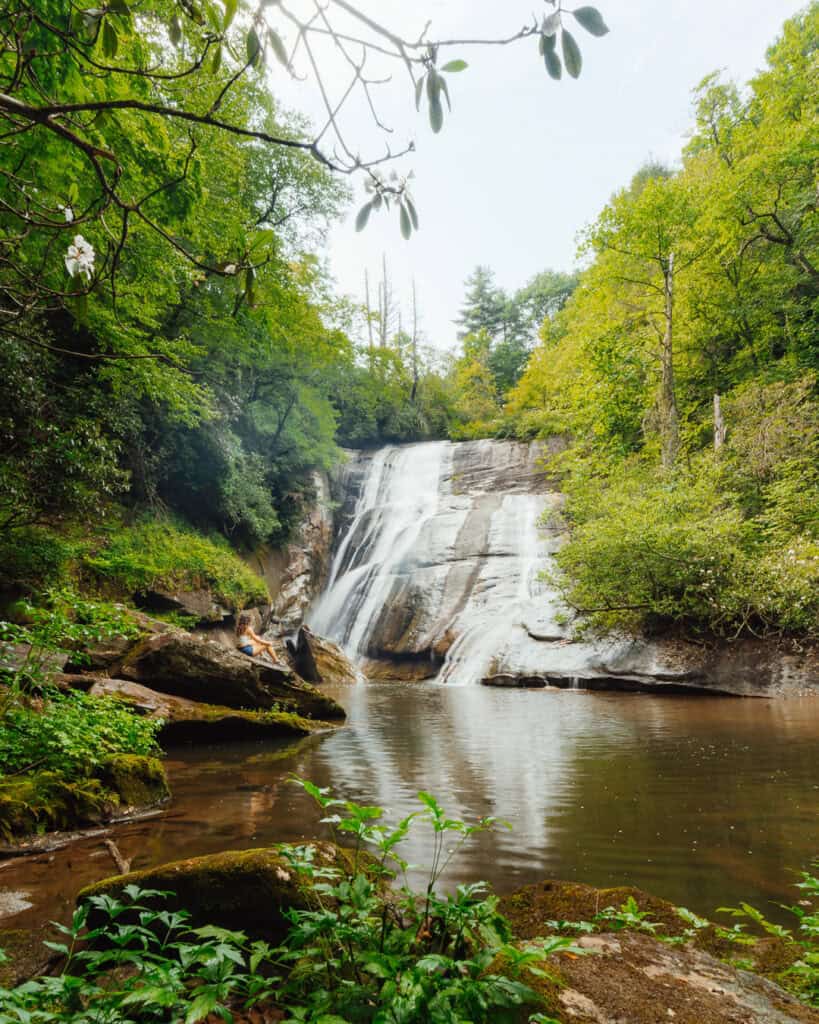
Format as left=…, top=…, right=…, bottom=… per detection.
left=0, top=528, right=74, bottom=592
left=82, top=516, right=268, bottom=609
left=0, top=689, right=162, bottom=778
left=553, top=452, right=819, bottom=638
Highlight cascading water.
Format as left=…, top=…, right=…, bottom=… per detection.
left=308, top=439, right=610, bottom=685
left=308, top=442, right=450, bottom=656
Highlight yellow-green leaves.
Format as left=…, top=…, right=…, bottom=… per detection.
left=223, top=0, right=238, bottom=30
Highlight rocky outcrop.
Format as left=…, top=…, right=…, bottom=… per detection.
left=78, top=842, right=369, bottom=943
left=499, top=879, right=816, bottom=1024
left=516, top=930, right=817, bottom=1023
left=252, top=470, right=333, bottom=635
left=0, top=757, right=169, bottom=842
left=288, top=625, right=358, bottom=686
left=88, top=678, right=327, bottom=742
left=119, top=631, right=344, bottom=719
left=135, top=587, right=230, bottom=626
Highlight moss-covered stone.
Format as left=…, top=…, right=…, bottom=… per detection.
left=78, top=842, right=374, bottom=943
left=95, top=754, right=170, bottom=808
left=499, top=878, right=805, bottom=1002
left=0, top=772, right=114, bottom=841
left=0, top=757, right=168, bottom=842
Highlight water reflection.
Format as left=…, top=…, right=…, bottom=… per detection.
left=2, top=686, right=818, bottom=932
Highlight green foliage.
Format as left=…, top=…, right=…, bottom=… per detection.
left=551, top=432, right=819, bottom=637
left=0, top=787, right=587, bottom=1023
left=715, top=864, right=819, bottom=1007
left=82, top=517, right=268, bottom=609
left=506, top=6, right=819, bottom=639
left=0, top=529, right=74, bottom=593
left=0, top=689, right=161, bottom=778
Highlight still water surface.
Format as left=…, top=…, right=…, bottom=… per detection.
left=2, top=684, right=818, bottom=931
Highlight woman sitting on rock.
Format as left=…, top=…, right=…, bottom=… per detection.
left=235, top=613, right=278, bottom=662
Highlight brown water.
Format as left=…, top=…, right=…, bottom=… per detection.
left=2, top=684, right=819, bottom=933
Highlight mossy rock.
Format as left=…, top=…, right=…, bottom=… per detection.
left=501, top=931, right=819, bottom=1024
left=0, top=758, right=168, bottom=842
left=499, top=878, right=803, bottom=992
left=0, top=772, right=115, bottom=841
left=78, top=842, right=374, bottom=943
left=95, top=754, right=170, bottom=808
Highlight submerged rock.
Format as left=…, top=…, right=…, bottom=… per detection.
left=119, top=631, right=344, bottom=719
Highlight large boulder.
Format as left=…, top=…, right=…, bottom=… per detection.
left=89, top=678, right=330, bottom=742
left=512, top=930, right=818, bottom=1024
left=119, top=631, right=344, bottom=719
left=500, top=879, right=813, bottom=1023
left=78, top=842, right=366, bottom=943
left=288, top=625, right=358, bottom=686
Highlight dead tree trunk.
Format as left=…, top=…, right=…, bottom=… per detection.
left=660, top=251, right=680, bottom=469
left=410, top=278, right=419, bottom=402
left=713, top=393, right=726, bottom=451
left=364, top=269, right=374, bottom=352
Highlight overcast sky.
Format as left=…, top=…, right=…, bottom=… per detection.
left=273, top=0, right=806, bottom=351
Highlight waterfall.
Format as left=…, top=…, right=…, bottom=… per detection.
left=308, top=439, right=613, bottom=685
left=309, top=442, right=449, bottom=656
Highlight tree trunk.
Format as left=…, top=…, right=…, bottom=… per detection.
left=410, top=278, right=419, bottom=402
left=660, top=252, right=679, bottom=469
left=713, top=393, right=726, bottom=452
left=364, top=269, right=374, bottom=351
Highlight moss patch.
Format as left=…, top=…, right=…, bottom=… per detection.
left=82, top=517, right=268, bottom=611
left=499, top=878, right=803, bottom=991
left=0, top=757, right=168, bottom=842
left=96, top=754, right=170, bottom=807
left=159, top=705, right=332, bottom=744
left=0, top=772, right=114, bottom=841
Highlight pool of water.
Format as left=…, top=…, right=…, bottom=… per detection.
left=2, top=684, right=818, bottom=932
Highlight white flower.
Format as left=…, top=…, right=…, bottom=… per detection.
left=59, top=204, right=74, bottom=223
left=64, top=234, right=95, bottom=280
left=223, top=263, right=238, bottom=275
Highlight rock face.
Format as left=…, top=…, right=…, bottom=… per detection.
left=288, top=625, right=358, bottom=686
left=253, top=470, right=334, bottom=635
left=307, top=440, right=819, bottom=695
left=135, top=587, right=230, bottom=626
left=120, top=631, right=344, bottom=719
left=529, top=930, right=817, bottom=1024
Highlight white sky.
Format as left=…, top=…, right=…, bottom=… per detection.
left=272, top=0, right=806, bottom=350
